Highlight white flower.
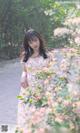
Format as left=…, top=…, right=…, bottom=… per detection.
left=76, top=29, right=80, bottom=34
left=67, top=83, right=73, bottom=93
left=64, top=17, right=80, bottom=26
left=75, top=37, right=80, bottom=45
left=44, top=9, right=53, bottom=16
left=53, top=27, right=72, bottom=37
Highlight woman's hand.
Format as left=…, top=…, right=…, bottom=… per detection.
left=21, top=80, right=29, bottom=89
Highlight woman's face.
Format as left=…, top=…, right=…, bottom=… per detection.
left=28, top=36, right=40, bottom=52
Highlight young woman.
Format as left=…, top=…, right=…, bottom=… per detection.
left=20, top=29, right=49, bottom=89
left=15, top=29, right=52, bottom=133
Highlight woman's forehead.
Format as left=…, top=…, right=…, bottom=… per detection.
left=28, top=36, right=39, bottom=42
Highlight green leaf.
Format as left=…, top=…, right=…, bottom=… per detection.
left=16, top=95, right=24, bottom=100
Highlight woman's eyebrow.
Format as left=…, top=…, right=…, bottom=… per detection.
left=31, top=38, right=37, bottom=42
left=33, top=37, right=38, bottom=41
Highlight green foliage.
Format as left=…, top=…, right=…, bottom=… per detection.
left=36, top=70, right=54, bottom=80
left=0, top=0, right=80, bottom=58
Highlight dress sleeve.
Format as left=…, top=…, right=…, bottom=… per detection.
left=20, top=61, right=27, bottom=82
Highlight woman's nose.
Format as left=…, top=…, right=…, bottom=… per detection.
left=33, top=43, right=37, bottom=47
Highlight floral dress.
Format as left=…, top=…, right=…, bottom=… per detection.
left=15, top=49, right=80, bottom=133
left=15, top=53, right=53, bottom=133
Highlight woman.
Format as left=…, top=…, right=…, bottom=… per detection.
left=15, top=29, right=52, bottom=133
left=20, top=28, right=49, bottom=89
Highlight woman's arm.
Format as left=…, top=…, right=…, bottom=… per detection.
left=20, top=62, right=29, bottom=89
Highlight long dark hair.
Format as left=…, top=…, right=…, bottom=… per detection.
left=21, top=29, right=48, bottom=62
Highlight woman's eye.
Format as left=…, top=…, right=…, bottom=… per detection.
left=29, top=41, right=33, bottom=44
left=34, top=38, right=37, bottom=41
left=28, top=38, right=38, bottom=45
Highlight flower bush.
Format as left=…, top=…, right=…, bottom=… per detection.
left=17, top=48, right=80, bottom=133
left=53, top=17, right=80, bottom=48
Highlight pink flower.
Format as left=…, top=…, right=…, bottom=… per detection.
left=31, top=116, right=42, bottom=124
left=63, top=100, right=71, bottom=106
left=34, top=95, right=41, bottom=100
left=39, top=107, right=46, bottom=114
left=36, top=128, right=45, bottom=133
left=24, top=131, right=31, bottom=133
left=31, top=110, right=45, bottom=124
left=23, top=127, right=32, bottom=133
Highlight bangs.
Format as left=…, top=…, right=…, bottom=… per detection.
left=26, top=30, right=39, bottom=43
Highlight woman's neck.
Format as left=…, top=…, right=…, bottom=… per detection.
left=31, top=51, right=40, bottom=58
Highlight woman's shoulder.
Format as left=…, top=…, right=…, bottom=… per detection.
left=20, top=59, right=28, bottom=69
left=47, top=50, right=54, bottom=60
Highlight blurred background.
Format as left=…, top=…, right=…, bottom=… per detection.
left=0, top=0, right=80, bottom=60
left=0, top=0, right=80, bottom=132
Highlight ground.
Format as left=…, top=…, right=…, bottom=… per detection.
left=0, top=58, right=22, bottom=132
